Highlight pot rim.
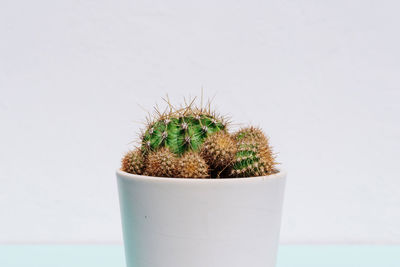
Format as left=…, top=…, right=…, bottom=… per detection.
left=116, top=168, right=286, bottom=184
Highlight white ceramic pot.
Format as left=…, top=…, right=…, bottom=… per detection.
left=116, top=169, right=286, bottom=267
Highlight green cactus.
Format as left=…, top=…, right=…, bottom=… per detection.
left=176, top=151, right=209, bottom=178
left=231, top=127, right=277, bottom=177
left=144, top=147, right=178, bottom=177
left=141, top=109, right=226, bottom=155
left=121, top=149, right=145, bottom=175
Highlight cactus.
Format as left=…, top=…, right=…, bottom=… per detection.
left=201, top=131, right=236, bottom=169
left=141, top=108, right=226, bottom=156
left=231, top=128, right=277, bottom=177
left=121, top=149, right=145, bottom=175
left=120, top=97, right=280, bottom=178
left=176, top=151, right=209, bottom=178
left=144, top=147, right=178, bottom=177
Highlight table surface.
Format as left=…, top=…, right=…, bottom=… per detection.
left=0, top=245, right=399, bottom=267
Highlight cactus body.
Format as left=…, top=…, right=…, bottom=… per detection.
left=201, top=131, right=236, bottom=169
left=121, top=149, right=145, bottom=174
left=231, top=127, right=277, bottom=177
left=144, top=147, right=178, bottom=177
left=176, top=151, right=209, bottom=178
left=142, top=112, right=226, bottom=155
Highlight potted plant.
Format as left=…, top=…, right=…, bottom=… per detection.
left=116, top=98, right=286, bottom=267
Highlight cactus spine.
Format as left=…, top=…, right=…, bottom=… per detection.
left=231, top=127, right=277, bottom=177
left=144, top=147, right=178, bottom=177
left=142, top=109, right=226, bottom=156
left=121, top=149, right=145, bottom=174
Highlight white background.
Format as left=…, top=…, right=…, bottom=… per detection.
left=1, top=0, right=399, bottom=244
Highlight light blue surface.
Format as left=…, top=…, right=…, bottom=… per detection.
left=0, top=245, right=399, bottom=267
